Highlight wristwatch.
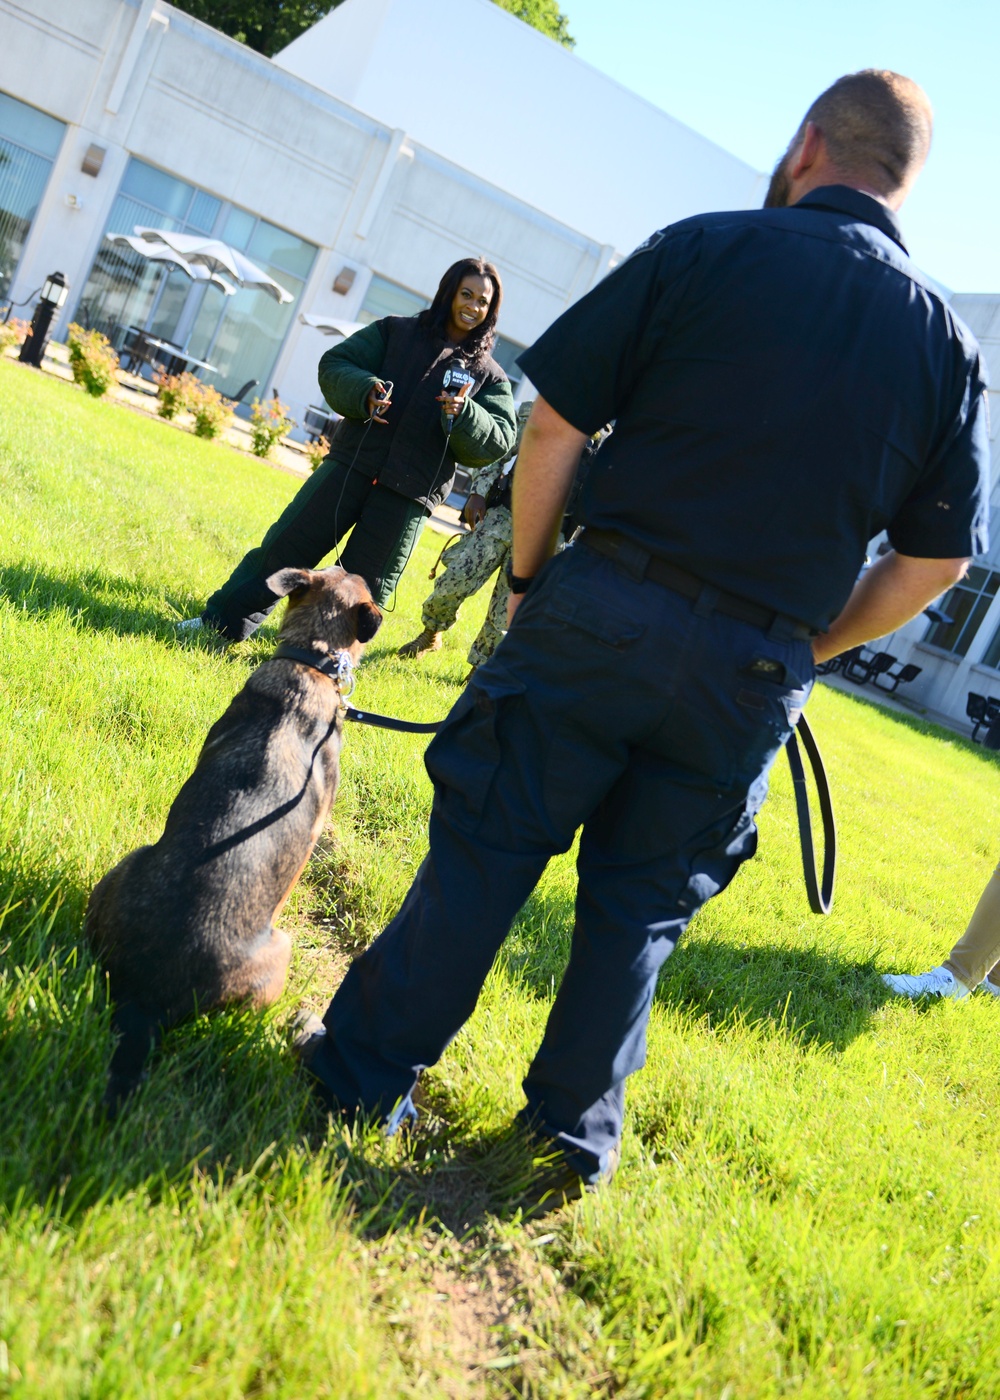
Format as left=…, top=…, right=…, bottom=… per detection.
left=504, top=559, right=535, bottom=595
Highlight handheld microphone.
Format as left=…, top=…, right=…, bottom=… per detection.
left=441, top=361, right=475, bottom=436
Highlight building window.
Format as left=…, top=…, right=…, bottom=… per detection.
left=979, top=615, right=1000, bottom=670
left=75, top=157, right=316, bottom=401
left=184, top=205, right=316, bottom=402
left=0, top=91, right=65, bottom=301
left=358, top=274, right=428, bottom=323
left=924, top=566, right=1000, bottom=657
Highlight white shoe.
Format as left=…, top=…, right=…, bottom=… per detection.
left=882, top=966, right=971, bottom=1000
left=978, top=978, right=1000, bottom=998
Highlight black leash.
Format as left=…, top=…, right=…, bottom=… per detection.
left=272, top=643, right=443, bottom=734
left=272, top=645, right=836, bottom=911
left=785, top=713, right=837, bottom=914
left=344, top=706, right=441, bottom=735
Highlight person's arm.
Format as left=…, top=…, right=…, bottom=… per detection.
left=446, top=378, right=517, bottom=468
left=507, top=397, right=587, bottom=622
left=317, top=322, right=388, bottom=420
left=814, top=550, right=970, bottom=662
left=463, top=459, right=503, bottom=527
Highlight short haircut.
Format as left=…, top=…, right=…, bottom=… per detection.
left=802, top=70, right=933, bottom=196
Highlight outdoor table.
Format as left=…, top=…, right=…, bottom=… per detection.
left=138, top=334, right=219, bottom=377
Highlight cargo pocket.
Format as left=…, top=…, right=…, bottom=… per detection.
left=424, top=667, right=526, bottom=832
left=546, top=576, right=646, bottom=650
left=675, top=802, right=760, bottom=917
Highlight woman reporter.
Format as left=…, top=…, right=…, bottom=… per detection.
left=188, top=258, right=515, bottom=640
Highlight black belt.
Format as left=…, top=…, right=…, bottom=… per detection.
left=580, top=528, right=816, bottom=642
left=580, top=528, right=835, bottom=913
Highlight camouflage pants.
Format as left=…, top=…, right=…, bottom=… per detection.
left=421, top=507, right=511, bottom=668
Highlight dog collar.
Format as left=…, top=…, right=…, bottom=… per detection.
left=272, top=644, right=355, bottom=698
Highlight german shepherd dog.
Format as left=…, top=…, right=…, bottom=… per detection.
left=85, top=566, right=382, bottom=1111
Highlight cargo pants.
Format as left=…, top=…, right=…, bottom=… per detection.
left=307, top=541, right=814, bottom=1177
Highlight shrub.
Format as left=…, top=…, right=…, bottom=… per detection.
left=188, top=381, right=232, bottom=440
left=304, top=434, right=330, bottom=471
left=154, top=370, right=198, bottom=420
left=0, top=318, right=29, bottom=354
left=66, top=323, right=119, bottom=397
left=249, top=395, right=295, bottom=458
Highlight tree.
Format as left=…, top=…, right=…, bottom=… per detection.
left=169, top=0, right=574, bottom=58
left=492, top=0, right=574, bottom=47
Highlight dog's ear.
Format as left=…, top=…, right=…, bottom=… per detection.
left=266, top=568, right=313, bottom=601
left=354, top=600, right=383, bottom=643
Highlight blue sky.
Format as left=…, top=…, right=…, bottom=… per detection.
left=563, top=0, right=998, bottom=293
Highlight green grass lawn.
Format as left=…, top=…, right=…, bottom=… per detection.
left=2, top=355, right=1000, bottom=1398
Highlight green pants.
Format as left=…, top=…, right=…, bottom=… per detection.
left=204, top=455, right=427, bottom=640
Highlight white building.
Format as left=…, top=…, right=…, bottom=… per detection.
left=1, top=0, right=996, bottom=732
left=862, top=293, right=1000, bottom=730
left=0, top=0, right=761, bottom=426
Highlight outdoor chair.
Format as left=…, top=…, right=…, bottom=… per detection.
left=967, top=691, right=990, bottom=741
left=121, top=328, right=160, bottom=376
left=815, top=654, right=845, bottom=676
left=225, top=378, right=259, bottom=406
left=843, top=649, right=896, bottom=684
left=840, top=649, right=873, bottom=683
left=303, top=403, right=337, bottom=441
left=874, top=661, right=922, bottom=693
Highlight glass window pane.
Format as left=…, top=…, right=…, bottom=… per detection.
left=222, top=206, right=255, bottom=250
left=247, top=219, right=316, bottom=280
left=197, top=273, right=306, bottom=402
left=358, top=274, right=428, bottom=324
left=0, top=138, right=56, bottom=298
left=925, top=584, right=975, bottom=652
left=981, top=621, right=1000, bottom=670
left=985, top=571, right=1000, bottom=598
left=188, top=189, right=221, bottom=234
left=0, top=92, right=64, bottom=158
left=121, top=160, right=193, bottom=221
left=955, top=594, right=992, bottom=657
left=966, top=565, right=988, bottom=591
left=0, top=94, right=65, bottom=297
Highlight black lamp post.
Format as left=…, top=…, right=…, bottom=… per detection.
left=19, top=272, right=70, bottom=367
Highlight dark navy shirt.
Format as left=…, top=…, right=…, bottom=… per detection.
left=518, top=186, right=990, bottom=630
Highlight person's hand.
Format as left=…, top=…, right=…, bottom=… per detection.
left=507, top=591, right=523, bottom=627
left=366, top=382, right=391, bottom=424
left=437, top=381, right=472, bottom=419
left=463, top=493, right=487, bottom=529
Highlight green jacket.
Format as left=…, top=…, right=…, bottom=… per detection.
left=318, top=316, right=516, bottom=510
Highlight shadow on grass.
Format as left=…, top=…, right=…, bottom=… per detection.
left=0, top=855, right=522, bottom=1234
left=502, top=886, right=889, bottom=1054
left=0, top=560, right=192, bottom=640
left=654, top=933, right=891, bottom=1053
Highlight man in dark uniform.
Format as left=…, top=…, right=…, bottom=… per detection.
left=295, top=71, right=989, bottom=1201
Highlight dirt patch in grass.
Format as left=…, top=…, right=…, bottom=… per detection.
left=370, top=1230, right=606, bottom=1397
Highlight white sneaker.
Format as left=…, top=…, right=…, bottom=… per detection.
left=978, top=978, right=1000, bottom=998
left=882, top=966, right=971, bottom=1000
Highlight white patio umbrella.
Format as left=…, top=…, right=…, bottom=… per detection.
left=133, top=227, right=294, bottom=304
left=299, top=312, right=364, bottom=339
left=105, top=234, right=237, bottom=295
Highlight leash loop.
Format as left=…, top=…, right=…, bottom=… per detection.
left=785, top=712, right=837, bottom=914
